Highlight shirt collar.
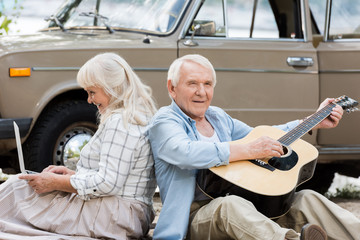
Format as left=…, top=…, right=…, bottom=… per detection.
left=169, top=100, right=228, bottom=143
left=170, top=100, right=195, bottom=124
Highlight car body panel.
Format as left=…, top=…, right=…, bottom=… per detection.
left=317, top=41, right=360, bottom=146
left=0, top=32, right=177, bottom=120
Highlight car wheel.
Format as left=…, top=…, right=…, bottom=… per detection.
left=24, top=100, right=98, bottom=172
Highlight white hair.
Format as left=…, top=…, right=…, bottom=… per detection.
left=77, top=52, right=157, bottom=127
left=167, top=54, right=216, bottom=87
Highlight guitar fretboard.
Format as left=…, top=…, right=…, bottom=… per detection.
left=278, top=103, right=336, bottom=146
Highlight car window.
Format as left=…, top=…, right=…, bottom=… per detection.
left=51, top=0, right=188, bottom=34
left=309, top=0, right=326, bottom=35
left=192, top=0, right=303, bottom=40
left=310, top=0, right=360, bottom=40
left=227, top=0, right=278, bottom=38
left=327, top=0, right=360, bottom=40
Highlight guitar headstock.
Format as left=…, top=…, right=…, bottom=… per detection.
left=334, top=95, right=359, bottom=113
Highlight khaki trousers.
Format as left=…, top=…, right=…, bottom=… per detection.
left=188, top=190, right=360, bottom=240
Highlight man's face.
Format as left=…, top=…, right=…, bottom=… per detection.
left=168, top=61, right=214, bottom=121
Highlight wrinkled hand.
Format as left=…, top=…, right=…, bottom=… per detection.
left=313, top=98, right=343, bottom=130
left=42, top=165, right=75, bottom=175
left=245, top=136, right=284, bottom=159
left=19, top=172, right=58, bottom=194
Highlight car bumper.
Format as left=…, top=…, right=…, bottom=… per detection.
left=0, top=118, right=32, bottom=139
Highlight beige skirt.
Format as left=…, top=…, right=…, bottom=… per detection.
left=0, top=175, right=154, bottom=240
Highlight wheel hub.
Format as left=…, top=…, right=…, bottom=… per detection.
left=54, top=127, right=94, bottom=170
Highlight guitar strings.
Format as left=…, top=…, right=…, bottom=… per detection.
left=278, top=103, right=335, bottom=146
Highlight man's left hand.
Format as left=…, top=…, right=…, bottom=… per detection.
left=313, top=98, right=343, bottom=130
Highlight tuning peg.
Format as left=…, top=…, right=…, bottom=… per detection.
left=346, top=107, right=359, bottom=113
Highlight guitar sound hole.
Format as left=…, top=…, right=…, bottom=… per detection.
left=268, top=145, right=298, bottom=171
left=281, top=145, right=291, bottom=158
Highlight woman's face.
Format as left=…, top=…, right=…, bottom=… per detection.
left=85, top=86, right=111, bottom=114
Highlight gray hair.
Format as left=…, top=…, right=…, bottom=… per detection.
left=77, top=52, right=157, bottom=127
left=167, top=54, right=216, bottom=87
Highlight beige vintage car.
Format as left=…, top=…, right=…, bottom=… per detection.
left=0, top=0, right=359, bottom=181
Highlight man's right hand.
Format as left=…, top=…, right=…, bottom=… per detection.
left=229, top=136, right=284, bottom=162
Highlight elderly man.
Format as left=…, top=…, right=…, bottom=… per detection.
left=148, top=54, right=360, bottom=240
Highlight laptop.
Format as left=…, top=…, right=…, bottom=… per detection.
left=13, top=121, right=38, bottom=174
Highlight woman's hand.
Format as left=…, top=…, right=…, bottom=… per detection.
left=19, top=172, right=58, bottom=194
left=19, top=171, right=77, bottom=194
left=42, top=165, right=75, bottom=175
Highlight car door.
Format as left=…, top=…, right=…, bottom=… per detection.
left=312, top=0, right=360, bottom=153
left=178, top=0, right=319, bottom=144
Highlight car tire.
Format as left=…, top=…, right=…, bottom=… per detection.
left=23, top=100, right=98, bottom=172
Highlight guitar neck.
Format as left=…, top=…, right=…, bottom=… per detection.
left=278, top=103, right=336, bottom=146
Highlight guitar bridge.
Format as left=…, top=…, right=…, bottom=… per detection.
left=250, top=159, right=276, bottom=171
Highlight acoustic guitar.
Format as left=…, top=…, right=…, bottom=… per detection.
left=196, top=95, right=358, bottom=218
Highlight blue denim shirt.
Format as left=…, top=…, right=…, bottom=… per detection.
left=148, top=101, right=299, bottom=240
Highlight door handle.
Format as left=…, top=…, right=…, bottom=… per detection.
left=286, top=57, right=314, bottom=67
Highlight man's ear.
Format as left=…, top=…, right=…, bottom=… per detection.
left=167, top=79, right=176, bottom=99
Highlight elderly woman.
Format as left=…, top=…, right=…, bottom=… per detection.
left=0, top=53, right=157, bottom=239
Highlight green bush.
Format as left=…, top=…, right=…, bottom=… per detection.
left=326, top=183, right=360, bottom=199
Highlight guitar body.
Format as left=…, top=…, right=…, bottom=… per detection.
left=196, top=125, right=319, bottom=218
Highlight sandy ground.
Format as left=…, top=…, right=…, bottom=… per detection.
left=331, top=198, right=360, bottom=219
